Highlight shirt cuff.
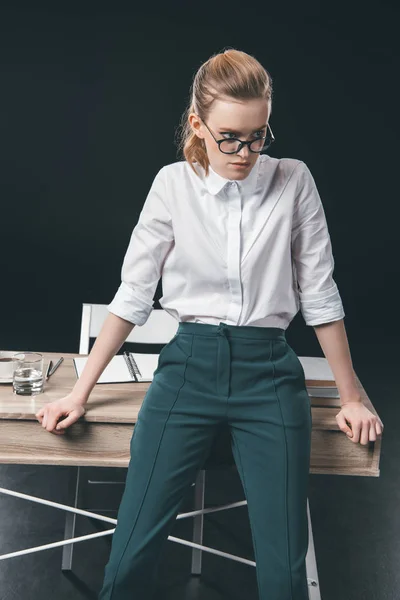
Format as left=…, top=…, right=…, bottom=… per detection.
left=107, top=281, right=154, bottom=326
left=299, top=282, right=345, bottom=326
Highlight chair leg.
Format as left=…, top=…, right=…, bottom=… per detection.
left=191, top=469, right=205, bottom=576
left=61, top=465, right=81, bottom=571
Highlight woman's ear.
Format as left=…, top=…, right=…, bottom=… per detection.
left=188, top=113, right=204, bottom=139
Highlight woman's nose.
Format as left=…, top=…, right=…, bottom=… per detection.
left=237, top=148, right=251, bottom=160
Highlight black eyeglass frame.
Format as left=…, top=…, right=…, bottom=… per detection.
left=199, top=117, right=275, bottom=154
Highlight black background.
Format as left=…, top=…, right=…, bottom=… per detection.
left=2, top=2, right=398, bottom=357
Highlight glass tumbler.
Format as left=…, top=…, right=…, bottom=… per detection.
left=12, top=352, right=44, bottom=395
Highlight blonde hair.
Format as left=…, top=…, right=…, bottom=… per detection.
left=175, top=47, right=273, bottom=178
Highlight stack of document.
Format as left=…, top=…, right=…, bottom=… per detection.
left=298, top=356, right=340, bottom=398
left=74, top=353, right=339, bottom=397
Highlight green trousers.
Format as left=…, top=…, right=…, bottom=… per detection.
left=98, top=321, right=312, bottom=599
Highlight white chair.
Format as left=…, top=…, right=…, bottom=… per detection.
left=62, top=303, right=321, bottom=599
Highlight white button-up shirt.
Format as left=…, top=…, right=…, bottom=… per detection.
left=107, top=154, right=345, bottom=328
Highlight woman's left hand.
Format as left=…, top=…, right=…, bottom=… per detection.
left=335, top=400, right=384, bottom=445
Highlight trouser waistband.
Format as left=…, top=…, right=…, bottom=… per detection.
left=177, top=321, right=286, bottom=341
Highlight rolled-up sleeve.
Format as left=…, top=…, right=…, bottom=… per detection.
left=107, top=166, right=174, bottom=326
left=291, top=162, right=345, bottom=326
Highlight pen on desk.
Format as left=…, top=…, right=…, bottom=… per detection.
left=45, top=360, right=53, bottom=381
left=48, top=357, right=64, bottom=379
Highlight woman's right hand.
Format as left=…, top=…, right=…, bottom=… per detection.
left=35, top=393, right=87, bottom=435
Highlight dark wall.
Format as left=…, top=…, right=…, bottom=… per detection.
left=1, top=3, right=398, bottom=358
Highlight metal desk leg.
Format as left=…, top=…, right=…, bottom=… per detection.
left=306, top=498, right=321, bottom=599
left=191, top=469, right=206, bottom=575
left=61, top=465, right=81, bottom=571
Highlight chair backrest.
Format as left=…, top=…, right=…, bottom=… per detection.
left=79, top=304, right=179, bottom=354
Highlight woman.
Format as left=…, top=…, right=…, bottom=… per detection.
left=36, top=48, right=383, bottom=600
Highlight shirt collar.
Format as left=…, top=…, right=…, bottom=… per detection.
left=200, top=156, right=261, bottom=196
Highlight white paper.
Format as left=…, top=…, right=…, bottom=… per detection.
left=130, top=353, right=160, bottom=382
left=73, top=355, right=132, bottom=383
left=298, top=356, right=335, bottom=382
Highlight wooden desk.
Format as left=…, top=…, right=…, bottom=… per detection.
left=0, top=349, right=382, bottom=598
left=0, top=351, right=382, bottom=477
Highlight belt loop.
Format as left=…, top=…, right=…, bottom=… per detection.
left=217, top=322, right=227, bottom=336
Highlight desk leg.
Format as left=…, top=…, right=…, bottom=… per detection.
left=306, top=498, right=321, bottom=599
left=191, top=469, right=206, bottom=576
left=61, top=465, right=81, bottom=572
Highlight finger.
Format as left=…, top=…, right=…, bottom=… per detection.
left=375, top=421, right=383, bottom=436
left=361, top=421, right=375, bottom=446
left=368, top=422, right=376, bottom=443
left=360, top=421, right=369, bottom=445
left=56, top=414, right=77, bottom=430
left=350, top=422, right=361, bottom=444
left=336, top=413, right=353, bottom=436
left=45, top=413, right=62, bottom=432
left=42, top=411, right=48, bottom=428
left=52, top=428, right=65, bottom=435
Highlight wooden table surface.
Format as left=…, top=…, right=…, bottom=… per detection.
left=0, top=351, right=382, bottom=476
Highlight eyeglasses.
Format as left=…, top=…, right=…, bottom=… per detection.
left=199, top=117, right=275, bottom=154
